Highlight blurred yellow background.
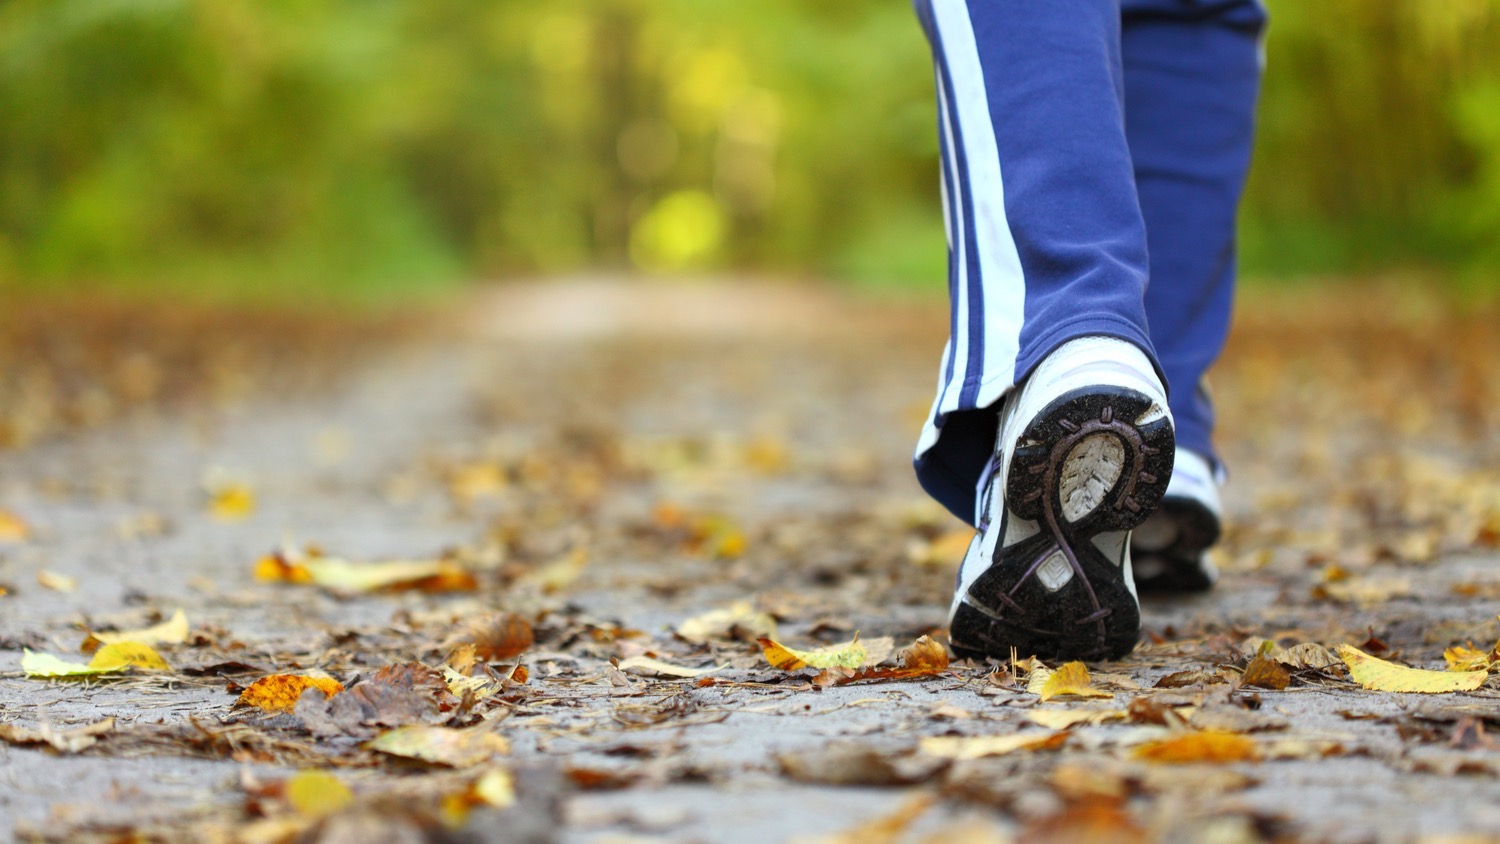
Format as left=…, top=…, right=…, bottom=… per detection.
left=1, top=0, right=1497, bottom=306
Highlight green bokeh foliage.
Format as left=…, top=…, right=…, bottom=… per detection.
left=0, top=0, right=1497, bottom=302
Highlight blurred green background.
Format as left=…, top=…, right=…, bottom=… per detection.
left=2, top=0, right=1498, bottom=306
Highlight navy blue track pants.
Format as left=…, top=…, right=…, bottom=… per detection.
left=912, top=0, right=1267, bottom=525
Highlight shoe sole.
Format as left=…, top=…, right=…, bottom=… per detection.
left=1133, top=497, right=1220, bottom=594
left=950, top=386, right=1175, bottom=661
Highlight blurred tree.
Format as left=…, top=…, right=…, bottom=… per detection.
left=0, top=0, right=1497, bottom=301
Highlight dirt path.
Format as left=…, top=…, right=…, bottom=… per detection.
left=2, top=280, right=1499, bottom=843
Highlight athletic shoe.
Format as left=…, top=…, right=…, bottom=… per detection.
left=1129, top=448, right=1221, bottom=594
left=948, top=336, right=1175, bottom=661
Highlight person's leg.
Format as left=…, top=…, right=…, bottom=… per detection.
left=1121, top=0, right=1267, bottom=592
left=912, top=0, right=1176, bottom=660
left=1125, top=0, right=1266, bottom=472
left=912, top=0, right=1162, bottom=528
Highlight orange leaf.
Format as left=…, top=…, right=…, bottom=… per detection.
left=1133, top=731, right=1260, bottom=763
left=236, top=674, right=344, bottom=713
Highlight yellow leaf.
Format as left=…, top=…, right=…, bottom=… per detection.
left=676, top=602, right=777, bottom=644
left=472, top=769, right=516, bottom=808
left=208, top=483, right=256, bottom=521
left=367, top=725, right=510, bottom=768
left=759, top=635, right=869, bottom=670
left=520, top=547, right=588, bottom=594
left=919, top=731, right=1068, bottom=760
left=285, top=770, right=352, bottom=818
left=22, top=643, right=169, bottom=678
left=0, top=509, right=30, bottom=544
left=237, top=675, right=345, bottom=712
left=83, top=609, right=189, bottom=652
left=1338, top=644, right=1488, bottom=693
left=1032, top=661, right=1114, bottom=702
left=616, top=655, right=723, bottom=678
left=1134, top=731, right=1260, bottom=763
left=1444, top=645, right=1495, bottom=673
left=910, top=528, right=975, bottom=568
left=255, top=550, right=475, bottom=593
left=36, top=570, right=77, bottom=593
left=1026, top=709, right=1128, bottom=729
left=89, top=642, right=170, bottom=672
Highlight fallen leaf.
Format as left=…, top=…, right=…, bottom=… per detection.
left=1133, top=731, right=1260, bottom=763
left=779, top=743, right=947, bottom=786
left=441, top=768, right=517, bottom=827
left=1019, top=796, right=1147, bottom=844
left=1337, top=644, right=1488, bottom=693
left=1278, top=642, right=1341, bottom=670
left=1444, top=644, right=1498, bottom=673
left=1155, top=669, right=1231, bottom=688
left=675, top=602, right=778, bottom=644
left=82, top=609, right=189, bottom=652
left=520, top=547, right=588, bottom=593
left=36, top=570, right=76, bottom=592
left=910, top=528, right=975, bottom=568
left=285, top=770, right=353, bottom=818
left=237, top=674, right=346, bottom=713
left=1030, top=662, right=1114, bottom=702
left=919, top=731, right=1068, bottom=760
left=0, top=510, right=30, bottom=544
left=208, top=483, right=256, bottom=521
left=759, top=635, right=869, bottom=671
left=367, top=724, right=510, bottom=767
left=22, top=643, right=170, bottom=678
left=255, top=550, right=475, bottom=594
left=461, top=614, right=534, bottom=661
left=900, top=635, right=950, bottom=671
left=792, top=793, right=936, bottom=844
left=1027, top=709, right=1128, bottom=729
left=616, top=655, right=723, bottom=678
left=0, top=718, right=113, bottom=753
left=1240, top=656, right=1291, bottom=690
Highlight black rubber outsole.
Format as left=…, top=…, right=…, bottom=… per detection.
left=950, top=386, right=1174, bottom=662
left=1132, top=496, right=1221, bottom=595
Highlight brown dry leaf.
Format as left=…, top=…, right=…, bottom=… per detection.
left=1031, top=662, right=1114, bottom=702
left=284, top=770, right=353, bottom=818
left=1278, top=642, right=1341, bottom=670
left=1019, top=796, right=1147, bottom=844
left=81, top=609, right=189, bottom=653
left=1241, top=655, right=1291, bottom=690
left=0, top=718, right=114, bottom=753
left=919, top=731, right=1068, bottom=760
left=759, top=635, right=870, bottom=671
left=675, top=601, right=778, bottom=644
left=36, top=570, right=77, bottom=593
left=1133, top=731, right=1260, bottom=763
left=208, top=483, right=256, bottom=521
left=616, top=655, right=723, bottom=679
left=456, top=613, right=534, bottom=661
left=1314, top=575, right=1412, bottom=604
left=779, top=743, right=947, bottom=786
left=1027, top=709, right=1128, bottom=729
left=1337, top=644, right=1488, bottom=693
left=367, top=724, right=510, bottom=767
left=0, top=510, right=31, bottom=544
left=237, top=675, right=345, bottom=713
left=1155, top=669, right=1232, bottom=688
